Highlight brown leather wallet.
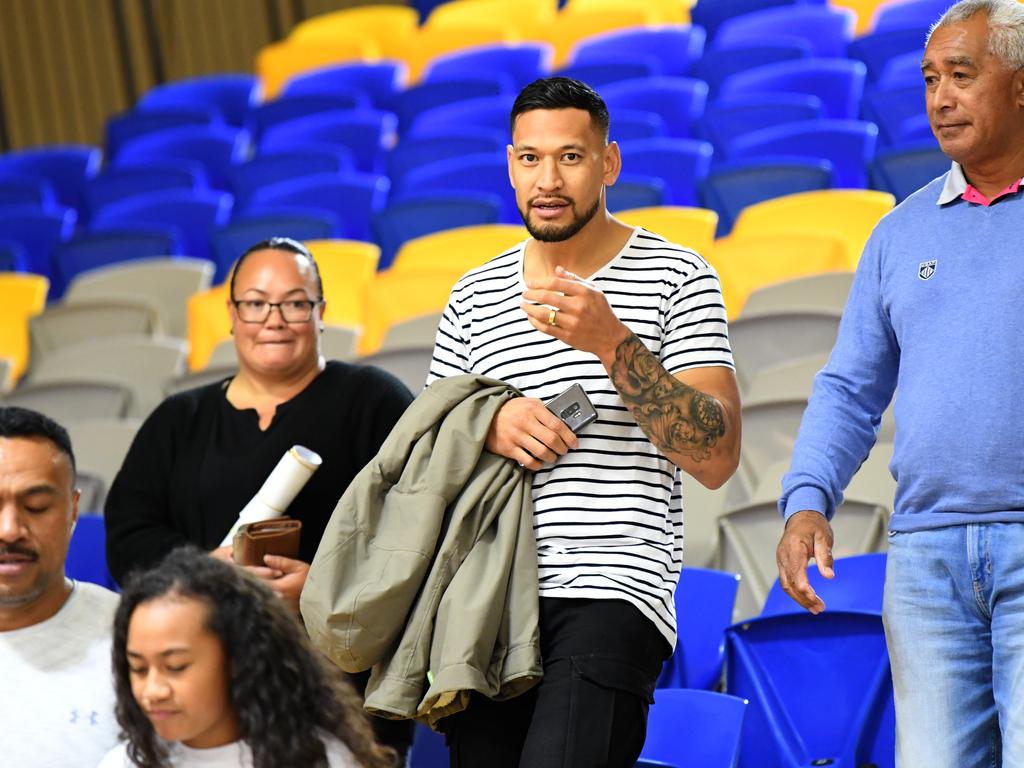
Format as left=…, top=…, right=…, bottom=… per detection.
left=232, top=518, right=302, bottom=566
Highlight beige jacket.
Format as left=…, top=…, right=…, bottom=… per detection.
left=300, top=374, right=542, bottom=727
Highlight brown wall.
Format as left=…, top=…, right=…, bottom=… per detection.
left=0, top=0, right=406, bottom=152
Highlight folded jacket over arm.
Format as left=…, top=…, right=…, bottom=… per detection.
left=301, top=374, right=543, bottom=727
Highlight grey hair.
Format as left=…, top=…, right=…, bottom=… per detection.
left=928, top=0, right=1024, bottom=70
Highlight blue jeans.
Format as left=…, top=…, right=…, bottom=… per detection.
left=883, top=523, right=1024, bottom=768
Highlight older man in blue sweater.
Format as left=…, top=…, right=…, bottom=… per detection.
left=776, top=0, right=1024, bottom=765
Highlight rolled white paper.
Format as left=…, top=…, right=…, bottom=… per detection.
left=220, top=445, right=322, bottom=547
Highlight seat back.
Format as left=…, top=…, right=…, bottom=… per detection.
left=304, top=239, right=381, bottom=329
left=719, top=58, right=867, bottom=120
left=615, top=207, right=718, bottom=256
left=29, top=299, right=163, bottom=365
left=357, top=346, right=434, bottom=394
left=66, top=513, right=118, bottom=591
left=65, top=257, right=213, bottom=340
left=641, top=689, right=747, bottom=768
left=379, top=313, right=444, bottom=353
left=715, top=5, right=856, bottom=59
left=2, top=380, right=133, bottom=422
left=728, top=309, right=842, bottom=392
left=0, top=273, right=49, bottom=380
left=741, top=272, right=854, bottom=316
left=390, top=224, right=526, bottom=276
left=761, top=553, right=887, bottom=617
left=726, top=611, right=894, bottom=768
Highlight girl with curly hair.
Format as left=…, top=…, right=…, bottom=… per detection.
left=97, top=547, right=397, bottom=768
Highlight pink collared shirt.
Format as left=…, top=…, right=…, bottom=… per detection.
left=937, top=162, right=1024, bottom=206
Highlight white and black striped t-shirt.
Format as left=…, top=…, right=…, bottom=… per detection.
left=426, top=227, right=734, bottom=647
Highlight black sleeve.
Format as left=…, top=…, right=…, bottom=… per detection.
left=356, top=366, right=415, bottom=468
left=103, top=395, right=195, bottom=584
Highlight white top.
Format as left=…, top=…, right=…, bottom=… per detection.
left=97, top=734, right=359, bottom=767
left=427, top=228, right=734, bottom=646
left=1, top=580, right=120, bottom=768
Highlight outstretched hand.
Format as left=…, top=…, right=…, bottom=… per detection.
left=776, top=510, right=835, bottom=614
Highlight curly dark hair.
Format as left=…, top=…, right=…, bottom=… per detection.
left=111, top=547, right=397, bottom=768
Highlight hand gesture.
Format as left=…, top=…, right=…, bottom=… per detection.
left=775, top=510, right=835, bottom=614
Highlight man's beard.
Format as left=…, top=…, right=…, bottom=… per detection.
left=520, top=194, right=601, bottom=242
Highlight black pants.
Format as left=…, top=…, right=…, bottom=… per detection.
left=443, top=597, right=670, bottom=768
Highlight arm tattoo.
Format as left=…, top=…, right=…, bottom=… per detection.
left=610, top=332, right=725, bottom=462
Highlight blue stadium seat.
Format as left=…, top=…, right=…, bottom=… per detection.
left=113, top=124, right=250, bottom=191
left=641, top=689, right=747, bottom=768
left=618, top=138, right=714, bottom=206
left=244, top=172, right=390, bottom=243
left=610, top=110, right=668, bottom=143
left=696, top=94, right=824, bottom=159
left=690, top=42, right=811, bottom=98
left=409, top=96, right=515, bottom=138
left=895, top=113, right=935, bottom=145
left=761, top=553, right=887, bottom=618
left=281, top=61, right=406, bottom=109
left=692, top=0, right=822, bottom=42
left=210, top=213, right=337, bottom=282
left=66, top=514, right=118, bottom=591
left=873, top=0, right=950, bottom=32
left=244, top=91, right=371, bottom=140
left=106, top=107, right=217, bottom=159
left=714, top=5, right=855, bottom=59
left=870, top=143, right=949, bottom=202
left=258, top=109, right=398, bottom=174
left=53, top=230, right=183, bottom=292
left=410, top=722, right=447, bottom=768
left=876, top=50, right=925, bottom=89
left=0, top=206, right=77, bottom=281
left=571, top=26, right=707, bottom=77
left=372, top=194, right=502, bottom=270
left=89, top=189, right=233, bottom=263
left=602, top=77, right=709, bottom=138
left=0, top=145, right=101, bottom=214
left=423, top=43, right=552, bottom=89
left=395, top=153, right=517, bottom=223
left=726, top=611, right=895, bottom=768
left=862, top=85, right=927, bottom=146
left=606, top=176, right=666, bottom=212
left=0, top=238, right=29, bottom=272
left=228, top=148, right=355, bottom=209
left=719, top=58, right=867, bottom=120
left=82, top=161, right=208, bottom=221
left=727, top=119, right=878, bottom=189
left=390, top=75, right=513, bottom=133
left=657, top=567, right=741, bottom=690
left=847, top=27, right=929, bottom=82
left=554, top=59, right=659, bottom=88
left=698, top=158, right=834, bottom=236
left=0, top=173, right=57, bottom=211
left=386, top=129, right=507, bottom=193
left=137, top=73, right=261, bottom=127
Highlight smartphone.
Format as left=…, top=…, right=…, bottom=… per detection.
left=545, top=383, right=598, bottom=433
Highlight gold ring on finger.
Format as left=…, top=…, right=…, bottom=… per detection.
left=547, top=308, right=558, bottom=326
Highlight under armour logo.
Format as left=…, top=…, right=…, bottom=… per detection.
left=69, top=709, right=100, bottom=726
left=918, top=260, right=937, bottom=280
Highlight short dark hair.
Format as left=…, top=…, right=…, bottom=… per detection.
left=112, top=547, right=396, bottom=768
left=510, top=77, right=610, bottom=141
left=228, top=237, right=324, bottom=301
left=0, top=406, right=76, bottom=474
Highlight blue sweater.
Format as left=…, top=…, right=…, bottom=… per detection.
left=781, top=175, right=1024, bottom=531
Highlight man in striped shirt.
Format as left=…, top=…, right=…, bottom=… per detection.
left=427, top=77, right=741, bottom=767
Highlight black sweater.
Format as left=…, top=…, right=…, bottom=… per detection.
left=104, top=361, right=414, bottom=584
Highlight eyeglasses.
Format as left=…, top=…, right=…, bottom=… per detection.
left=231, top=298, right=322, bottom=323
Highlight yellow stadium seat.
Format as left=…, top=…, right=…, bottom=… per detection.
left=390, top=224, right=527, bottom=276
left=187, top=283, right=230, bottom=371
left=0, top=273, right=49, bottom=381
left=831, top=0, right=891, bottom=34
left=256, top=39, right=380, bottom=99
left=707, top=233, right=850, bottom=318
left=426, top=0, right=558, bottom=41
left=547, top=7, right=658, bottom=66
left=360, top=270, right=465, bottom=355
left=302, top=239, right=380, bottom=330
left=616, top=206, right=719, bottom=256
left=403, top=23, right=517, bottom=83
left=729, top=190, right=895, bottom=269
left=287, top=6, right=420, bottom=61
left=565, top=0, right=692, bottom=25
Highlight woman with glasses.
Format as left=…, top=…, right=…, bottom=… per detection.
left=103, top=238, right=415, bottom=758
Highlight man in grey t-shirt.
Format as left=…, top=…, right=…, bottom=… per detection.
left=0, top=406, right=119, bottom=767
